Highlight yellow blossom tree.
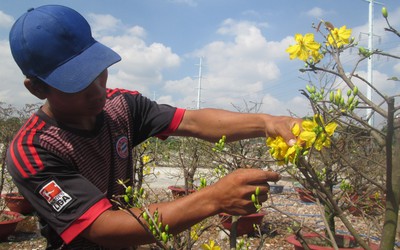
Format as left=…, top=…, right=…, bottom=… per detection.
left=272, top=8, right=399, bottom=250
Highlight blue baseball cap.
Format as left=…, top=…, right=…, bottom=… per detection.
left=9, top=5, right=121, bottom=93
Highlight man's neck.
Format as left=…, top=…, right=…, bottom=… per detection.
left=41, top=102, right=97, bottom=131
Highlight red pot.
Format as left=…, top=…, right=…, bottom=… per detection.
left=0, top=211, right=24, bottom=241
left=2, top=193, right=34, bottom=214
left=348, top=193, right=385, bottom=216
left=219, top=212, right=265, bottom=236
left=167, top=186, right=196, bottom=199
left=294, top=187, right=316, bottom=203
left=286, top=233, right=379, bottom=250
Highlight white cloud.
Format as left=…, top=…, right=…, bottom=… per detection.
left=87, top=13, right=181, bottom=97
left=166, top=18, right=295, bottom=111
left=168, top=0, right=197, bottom=7
left=0, top=40, right=42, bottom=107
left=305, top=7, right=326, bottom=19
left=0, top=11, right=14, bottom=28
left=394, top=63, right=400, bottom=74
left=87, top=13, right=123, bottom=37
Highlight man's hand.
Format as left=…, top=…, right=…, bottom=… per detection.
left=264, top=116, right=303, bottom=146
left=207, top=168, right=280, bottom=215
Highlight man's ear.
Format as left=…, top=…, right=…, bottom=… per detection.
left=24, top=78, right=48, bottom=100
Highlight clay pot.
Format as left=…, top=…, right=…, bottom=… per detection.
left=219, top=212, right=265, bottom=236
left=2, top=193, right=34, bottom=214
left=0, top=211, right=24, bottom=241
left=347, top=193, right=385, bottom=216
left=294, top=187, right=316, bottom=203
left=286, top=233, right=379, bottom=250
left=167, top=186, right=196, bottom=199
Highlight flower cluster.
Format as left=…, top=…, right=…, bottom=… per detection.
left=266, top=114, right=337, bottom=165
left=326, top=25, right=352, bottom=48
left=286, top=24, right=352, bottom=63
left=286, top=33, right=321, bottom=62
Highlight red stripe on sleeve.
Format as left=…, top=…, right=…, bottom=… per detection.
left=17, top=116, right=40, bottom=175
left=9, top=115, right=41, bottom=178
left=28, top=121, right=46, bottom=171
left=61, top=198, right=112, bottom=244
left=10, top=143, right=29, bottom=178
left=156, top=108, right=186, bottom=140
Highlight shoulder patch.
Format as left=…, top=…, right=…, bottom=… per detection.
left=39, top=180, right=74, bottom=212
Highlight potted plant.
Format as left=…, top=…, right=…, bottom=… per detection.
left=206, top=129, right=272, bottom=248
left=347, top=190, right=385, bottom=217
left=218, top=212, right=265, bottom=236
left=0, top=142, right=25, bottom=241
left=1, top=162, right=34, bottom=215
left=167, top=185, right=196, bottom=199
left=286, top=233, right=379, bottom=250
left=266, top=7, right=399, bottom=249
left=0, top=103, right=40, bottom=241
left=1, top=192, right=34, bottom=215
left=0, top=210, right=24, bottom=241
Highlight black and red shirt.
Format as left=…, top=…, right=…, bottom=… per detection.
left=6, top=88, right=185, bottom=249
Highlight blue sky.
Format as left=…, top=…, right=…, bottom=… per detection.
left=0, top=0, right=399, bottom=118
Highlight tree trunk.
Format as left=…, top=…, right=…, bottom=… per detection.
left=380, top=98, right=399, bottom=249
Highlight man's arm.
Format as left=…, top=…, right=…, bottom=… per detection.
left=173, top=108, right=302, bottom=145
left=82, top=169, right=280, bottom=247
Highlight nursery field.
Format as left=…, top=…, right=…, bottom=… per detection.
left=0, top=183, right=392, bottom=250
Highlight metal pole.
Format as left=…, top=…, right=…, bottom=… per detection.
left=197, top=57, right=203, bottom=110
left=367, top=0, right=374, bottom=126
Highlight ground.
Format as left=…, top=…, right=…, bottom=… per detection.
left=0, top=187, right=396, bottom=250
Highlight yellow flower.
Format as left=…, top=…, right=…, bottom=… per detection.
left=298, top=115, right=337, bottom=151
left=286, top=33, right=322, bottom=62
left=327, top=25, right=352, bottom=48
left=266, top=123, right=304, bottom=164
left=292, top=123, right=301, bottom=136
left=142, top=155, right=150, bottom=164
left=201, top=240, right=221, bottom=250
left=266, top=136, right=289, bottom=164
left=284, top=144, right=303, bottom=164
left=267, top=115, right=337, bottom=164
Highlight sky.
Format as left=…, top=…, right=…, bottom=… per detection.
left=0, top=0, right=399, bottom=119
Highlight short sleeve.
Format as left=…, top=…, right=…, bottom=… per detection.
left=123, top=92, right=185, bottom=144
left=7, top=147, right=111, bottom=244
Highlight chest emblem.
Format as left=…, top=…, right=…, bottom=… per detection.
left=116, top=135, right=129, bottom=159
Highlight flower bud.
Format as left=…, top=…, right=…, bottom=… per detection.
left=329, top=91, right=334, bottom=102
left=251, top=194, right=256, bottom=203
left=306, top=85, right=313, bottom=93
left=382, top=7, right=388, bottom=18
left=337, top=88, right=342, bottom=97
left=347, top=96, right=355, bottom=105
left=123, top=195, right=130, bottom=203
left=353, top=86, right=358, bottom=95
left=161, top=232, right=168, bottom=243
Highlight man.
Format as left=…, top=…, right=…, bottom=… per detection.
left=7, top=5, right=301, bottom=249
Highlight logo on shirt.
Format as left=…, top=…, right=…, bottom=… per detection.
left=39, top=180, right=73, bottom=212
left=116, top=135, right=129, bottom=159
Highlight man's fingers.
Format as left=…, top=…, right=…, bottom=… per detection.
left=264, top=171, right=281, bottom=182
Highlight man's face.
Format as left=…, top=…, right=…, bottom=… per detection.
left=45, top=69, right=109, bottom=117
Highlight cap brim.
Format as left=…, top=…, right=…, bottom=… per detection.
left=40, top=41, right=121, bottom=93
